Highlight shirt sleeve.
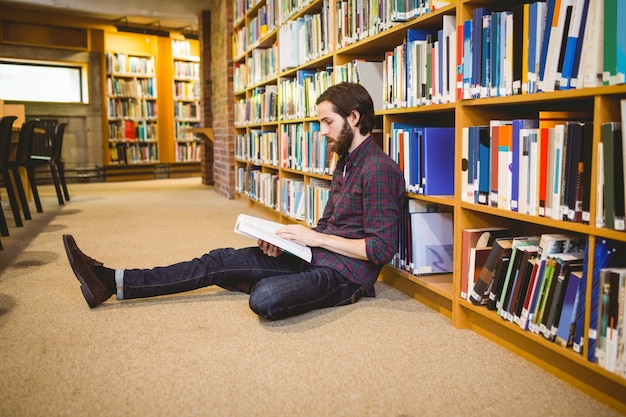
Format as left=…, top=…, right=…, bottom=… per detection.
left=362, top=158, right=405, bottom=265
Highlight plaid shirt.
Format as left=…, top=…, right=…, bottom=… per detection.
left=312, top=136, right=405, bottom=296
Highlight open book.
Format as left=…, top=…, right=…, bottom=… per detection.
left=234, top=214, right=312, bottom=262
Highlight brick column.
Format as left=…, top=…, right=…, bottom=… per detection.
left=200, top=2, right=235, bottom=198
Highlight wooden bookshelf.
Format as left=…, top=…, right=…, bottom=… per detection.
left=105, top=32, right=160, bottom=165
left=232, top=0, right=626, bottom=412
left=172, top=39, right=203, bottom=163
left=102, top=32, right=203, bottom=177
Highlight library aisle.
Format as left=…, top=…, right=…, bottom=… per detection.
left=0, top=179, right=621, bottom=417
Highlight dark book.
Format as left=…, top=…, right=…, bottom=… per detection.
left=513, top=255, right=540, bottom=322
left=487, top=256, right=510, bottom=311
left=505, top=246, right=539, bottom=322
left=564, top=121, right=584, bottom=222
left=470, top=237, right=513, bottom=306
left=543, top=261, right=583, bottom=341
left=612, top=127, right=625, bottom=230
left=511, top=4, right=525, bottom=95
left=580, top=122, right=594, bottom=223
left=555, top=269, right=584, bottom=348
left=497, top=237, right=540, bottom=317
left=602, top=123, right=619, bottom=229
left=539, top=253, right=584, bottom=335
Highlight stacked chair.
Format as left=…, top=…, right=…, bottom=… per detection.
left=0, top=116, right=71, bottom=250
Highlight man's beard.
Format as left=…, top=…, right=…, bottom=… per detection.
left=330, top=118, right=354, bottom=157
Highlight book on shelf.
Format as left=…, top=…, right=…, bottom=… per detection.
left=542, top=257, right=584, bottom=340
left=511, top=119, right=539, bottom=212
left=601, top=122, right=625, bottom=231
left=234, top=214, right=312, bottom=263
left=488, top=120, right=513, bottom=208
left=527, top=1, right=547, bottom=94
left=460, top=227, right=510, bottom=301
left=583, top=239, right=619, bottom=361
left=409, top=212, right=454, bottom=276
left=525, top=234, right=587, bottom=333
left=554, top=268, right=584, bottom=347
left=539, top=0, right=574, bottom=92
left=503, top=243, right=540, bottom=322
left=558, top=0, right=591, bottom=90
left=469, top=236, right=513, bottom=306
left=467, top=246, right=492, bottom=305
left=486, top=250, right=512, bottom=311
left=496, top=236, right=540, bottom=319
left=421, top=127, right=455, bottom=196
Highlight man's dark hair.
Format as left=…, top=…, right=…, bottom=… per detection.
left=316, top=82, right=375, bottom=135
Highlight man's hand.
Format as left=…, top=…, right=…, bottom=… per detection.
left=275, top=224, right=320, bottom=247
left=257, top=239, right=282, bottom=257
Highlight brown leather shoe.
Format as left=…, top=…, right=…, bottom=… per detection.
left=63, top=234, right=113, bottom=308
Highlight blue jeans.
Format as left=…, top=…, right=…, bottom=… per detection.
left=120, top=247, right=365, bottom=320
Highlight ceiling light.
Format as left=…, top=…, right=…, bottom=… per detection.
left=114, top=17, right=170, bottom=38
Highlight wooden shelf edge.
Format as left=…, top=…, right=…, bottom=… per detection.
left=461, top=307, right=626, bottom=415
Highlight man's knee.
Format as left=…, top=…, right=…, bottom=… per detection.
left=248, top=283, right=281, bottom=320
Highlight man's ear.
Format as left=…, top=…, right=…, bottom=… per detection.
left=349, top=110, right=361, bottom=127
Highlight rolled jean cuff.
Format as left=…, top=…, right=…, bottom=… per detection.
left=115, top=269, right=124, bottom=300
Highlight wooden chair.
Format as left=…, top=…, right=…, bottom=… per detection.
left=0, top=115, right=23, bottom=229
left=7, top=119, right=39, bottom=219
left=29, top=120, right=68, bottom=205
left=51, top=122, right=70, bottom=202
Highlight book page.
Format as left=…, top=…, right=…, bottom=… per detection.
left=234, top=214, right=312, bottom=262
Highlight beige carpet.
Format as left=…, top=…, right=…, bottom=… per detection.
left=0, top=178, right=622, bottom=417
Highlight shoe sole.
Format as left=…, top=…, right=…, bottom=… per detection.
left=63, top=235, right=98, bottom=308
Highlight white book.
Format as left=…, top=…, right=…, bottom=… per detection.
left=541, top=0, right=574, bottom=92
left=551, top=124, right=566, bottom=220
left=528, top=132, right=539, bottom=216
left=580, top=0, right=604, bottom=88
left=596, top=142, right=605, bottom=228
left=519, top=131, right=530, bottom=215
left=461, top=127, right=470, bottom=202
left=234, top=214, right=312, bottom=262
left=545, top=127, right=556, bottom=218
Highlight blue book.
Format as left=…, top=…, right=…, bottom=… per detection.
left=617, top=0, right=626, bottom=81
left=554, top=268, right=583, bottom=346
left=538, top=0, right=557, bottom=86
left=390, top=122, right=420, bottom=192
left=421, top=127, right=455, bottom=196
left=481, top=14, right=492, bottom=97
left=462, top=19, right=473, bottom=97
left=560, top=0, right=590, bottom=89
left=467, top=126, right=487, bottom=204
left=586, top=239, right=618, bottom=362
left=527, top=1, right=547, bottom=94
left=471, top=7, right=492, bottom=96
left=511, top=119, right=539, bottom=212
left=407, top=28, right=434, bottom=42
left=411, top=127, right=423, bottom=194
left=569, top=2, right=589, bottom=87
left=477, top=126, right=490, bottom=205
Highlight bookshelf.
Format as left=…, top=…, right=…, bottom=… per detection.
left=102, top=32, right=203, bottom=179
left=105, top=32, right=160, bottom=165
left=105, top=50, right=158, bottom=164
left=232, top=0, right=626, bottom=412
left=172, top=39, right=202, bottom=162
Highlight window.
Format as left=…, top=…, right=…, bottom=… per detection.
left=0, top=59, right=88, bottom=103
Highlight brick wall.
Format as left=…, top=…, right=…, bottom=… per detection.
left=200, top=2, right=235, bottom=198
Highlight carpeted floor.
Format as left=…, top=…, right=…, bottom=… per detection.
left=0, top=178, right=622, bottom=417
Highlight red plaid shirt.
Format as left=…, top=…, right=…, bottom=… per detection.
left=312, top=136, right=405, bottom=295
